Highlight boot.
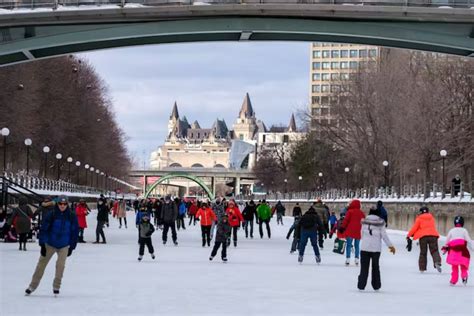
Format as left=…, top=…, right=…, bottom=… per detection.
left=298, top=255, right=303, bottom=263
left=315, top=255, right=321, bottom=264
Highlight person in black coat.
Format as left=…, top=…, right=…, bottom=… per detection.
left=296, top=206, right=323, bottom=264
left=242, top=200, right=257, bottom=238
left=209, top=214, right=231, bottom=262
left=292, top=203, right=302, bottom=217
left=94, top=196, right=109, bottom=244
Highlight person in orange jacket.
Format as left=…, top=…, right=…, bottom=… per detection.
left=407, top=206, right=442, bottom=273
left=226, top=200, right=244, bottom=247
left=195, top=201, right=217, bottom=247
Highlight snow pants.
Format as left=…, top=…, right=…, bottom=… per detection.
left=358, top=251, right=381, bottom=290
left=298, top=230, right=320, bottom=257
left=162, top=222, right=177, bottom=243
left=29, top=245, right=69, bottom=291
left=277, top=213, right=284, bottom=225
left=346, top=237, right=360, bottom=259
left=211, top=241, right=227, bottom=259
left=176, top=215, right=186, bottom=230
left=231, top=226, right=239, bottom=244
left=450, top=264, right=468, bottom=284
left=418, top=236, right=441, bottom=271
left=201, top=225, right=212, bottom=246
left=188, top=214, right=196, bottom=226
left=243, top=220, right=254, bottom=238
left=259, top=219, right=271, bottom=238
left=139, top=237, right=154, bottom=256
left=96, top=220, right=106, bottom=243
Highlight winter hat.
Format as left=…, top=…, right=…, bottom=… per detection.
left=454, top=216, right=464, bottom=227
left=165, top=195, right=171, bottom=202
left=419, top=206, right=429, bottom=214
left=58, top=195, right=69, bottom=203
left=376, top=200, right=383, bottom=208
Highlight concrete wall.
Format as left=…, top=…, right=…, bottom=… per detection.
left=273, top=201, right=473, bottom=236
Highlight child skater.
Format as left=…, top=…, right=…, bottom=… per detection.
left=442, top=216, right=473, bottom=286
left=209, top=214, right=231, bottom=262
left=138, top=213, right=155, bottom=261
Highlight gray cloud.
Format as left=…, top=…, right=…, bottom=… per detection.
left=82, top=42, right=310, bottom=164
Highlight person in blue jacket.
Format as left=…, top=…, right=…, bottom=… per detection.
left=25, top=195, right=78, bottom=296
left=376, top=201, right=388, bottom=227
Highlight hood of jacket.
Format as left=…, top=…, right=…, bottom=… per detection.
left=348, top=199, right=361, bottom=210
left=362, top=215, right=385, bottom=226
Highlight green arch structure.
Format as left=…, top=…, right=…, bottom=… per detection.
left=144, top=173, right=215, bottom=200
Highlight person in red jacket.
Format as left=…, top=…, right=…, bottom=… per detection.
left=340, top=199, right=366, bottom=266
left=195, top=201, right=217, bottom=247
left=226, top=200, right=244, bottom=247
left=188, top=201, right=199, bottom=226
left=75, top=199, right=90, bottom=243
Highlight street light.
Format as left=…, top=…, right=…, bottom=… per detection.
left=42, top=146, right=50, bottom=177
left=66, top=157, right=73, bottom=181
left=440, top=150, right=447, bottom=198
left=318, top=172, right=323, bottom=190
left=284, top=178, right=288, bottom=193
left=75, top=161, right=81, bottom=183
left=1, top=127, right=10, bottom=172
left=55, top=153, right=62, bottom=180
left=24, top=138, right=32, bottom=175
left=84, top=164, right=90, bottom=186
left=382, top=160, right=389, bottom=188
left=298, top=175, right=302, bottom=192
left=344, top=167, right=350, bottom=189
left=96, top=169, right=100, bottom=188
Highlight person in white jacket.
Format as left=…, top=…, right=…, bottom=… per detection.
left=358, top=208, right=396, bottom=291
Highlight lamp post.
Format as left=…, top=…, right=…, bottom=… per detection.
left=298, top=175, right=302, bottom=192
left=66, top=157, right=73, bottom=181
left=90, top=167, right=95, bottom=187
left=42, top=146, right=50, bottom=177
left=75, top=161, right=81, bottom=184
left=344, top=167, right=350, bottom=190
left=284, top=178, right=288, bottom=193
left=1, top=127, right=10, bottom=172
left=440, top=150, right=447, bottom=198
left=318, top=172, right=323, bottom=190
left=96, top=169, right=100, bottom=188
left=382, top=160, right=389, bottom=188
left=55, top=153, right=62, bottom=180
left=101, top=172, right=104, bottom=190
left=84, top=164, right=90, bottom=186
left=24, top=138, right=32, bottom=175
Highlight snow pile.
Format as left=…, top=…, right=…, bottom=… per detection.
left=1, top=214, right=472, bottom=315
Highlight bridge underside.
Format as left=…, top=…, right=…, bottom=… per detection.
left=0, top=16, right=473, bottom=65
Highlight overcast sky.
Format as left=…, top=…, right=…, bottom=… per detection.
left=82, top=42, right=310, bottom=167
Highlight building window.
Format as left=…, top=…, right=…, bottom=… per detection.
left=322, top=62, right=330, bottom=70
left=331, top=73, right=339, bottom=81
left=359, top=49, right=368, bottom=58
left=350, top=61, right=358, bottom=69
left=313, top=50, right=321, bottom=58
left=312, top=73, right=321, bottom=81
left=331, top=62, right=339, bottom=69
left=350, top=50, right=358, bottom=57
left=321, top=85, right=330, bottom=92
left=312, top=107, right=321, bottom=116
left=321, top=108, right=329, bottom=116
left=330, top=85, right=340, bottom=93
left=322, top=73, right=330, bottom=81
left=283, top=135, right=289, bottom=143
left=331, top=50, right=340, bottom=58
left=322, top=50, right=330, bottom=58
left=341, top=50, right=348, bottom=58
left=312, top=62, right=321, bottom=70
left=239, top=134, right=244, bottom=140
left=197, top=132, right=200, bottom=138
left=322, top=43, right=331, bottom=47
left=312, top=85, right=321, bottom=92
left=341, top=73, right=350, bottom=80
left=369, top=49, right=377, bottom=57
left=312, top=96, right=320, bottom=104
left=262, top=135, right=266, bottom=143
left=341, top=62, right=348, bottom=69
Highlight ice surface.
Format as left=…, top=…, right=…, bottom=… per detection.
left=1, top=214, right=472, bottom=315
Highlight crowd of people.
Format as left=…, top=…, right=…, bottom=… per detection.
left=0, top=193, right=471, bottom=296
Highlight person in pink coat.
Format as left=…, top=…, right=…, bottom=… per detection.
left=442, top=216, right=473, bottom=286
left=75, top=199, right=90, bottom=243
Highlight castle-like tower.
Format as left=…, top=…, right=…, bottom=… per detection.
left=232, top=93, right=259, bottom=141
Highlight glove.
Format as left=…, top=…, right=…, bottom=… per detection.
left=67, top=248, right=73, bottom=257
left=441, top=246, right=449, bottom=255
left=40, top=244, right=46, bottom=257
left=389, top=246, right=396, bottom=255
left=406, top=237, right=413, bottom=252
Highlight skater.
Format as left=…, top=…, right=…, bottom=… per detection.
left=117, top=199, right=128, bottom=229
left=33, top=196, right=55, bottom=225
left=292, top=203, right=302, bottom=217
left=138, top=213, right=155, bottom=261
left=160, top=195, right=178, bottom=246
left=133, top=199, right=139, bottom=214
left=226, top=200, right=244, bottom=247
left=188, top=200, right=198, bottom=226
left=329, top=211, right=337, bottom=234
left=257, top=199, right=272, bottom=239
left=442, top=216, right=473, bottom=285
left=286, top=215, right=301, bottom=254
left=242, top=200, right=257, bottom=238
left=209, top=214, right=232, bottom=262
left=25, top=196, right=78, bottom=296
left=357, top=208, right=396, bottom=291
left=75, top=199, right=89, bottom=243
left=296, top=206, right=323, bottom=264
left=195, top=201, right=216, bottom=247
left=94, top=195, right=109, bottom=244
left=275, top=201, right=286, bottom=225
left=211, top=197, right=226, bottom=239
left=407, top=206, right=442, bottom=273
left=330, top=212, right=347, bottom=255
left=177, top=199, right=187, bottom=230
left=312, top=200, right=329, bottom=248
left=375, top=200, right=388, bottom=227
left=8, top=197, right=33, bottom=251
left=339, top=199, right=365, bottom=266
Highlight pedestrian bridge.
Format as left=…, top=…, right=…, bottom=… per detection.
left=0, top=1, right=473, bottom=66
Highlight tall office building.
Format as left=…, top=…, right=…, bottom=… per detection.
left=309, top=43, right=379, bottom=132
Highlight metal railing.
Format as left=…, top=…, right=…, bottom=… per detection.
left=0, top=0, right=473, bottom=11
left=235, top=181, right=473, bottom=202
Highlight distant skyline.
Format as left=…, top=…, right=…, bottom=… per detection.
left=82, top=42, right=310, bottom=167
